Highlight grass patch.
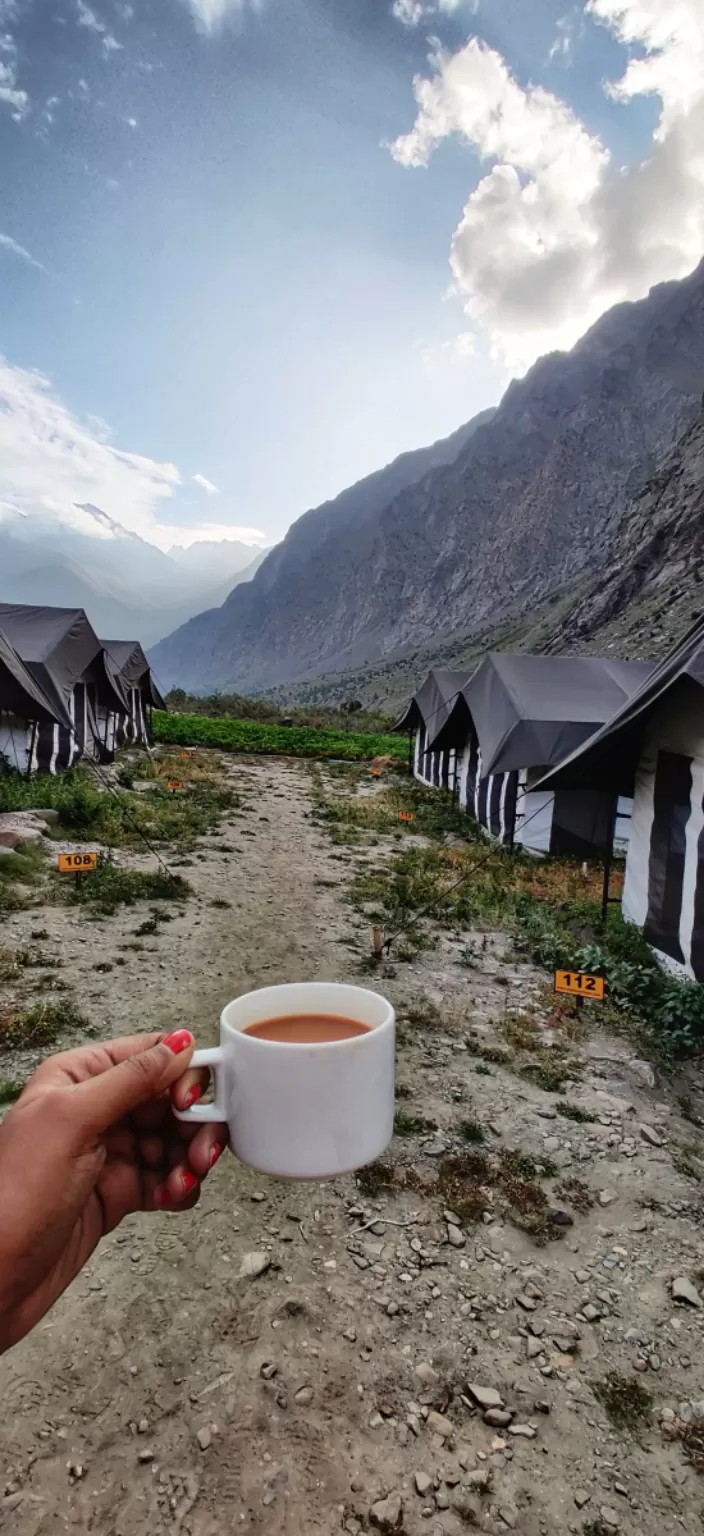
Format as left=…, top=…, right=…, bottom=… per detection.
left=0, top=759, right=237, bottom=853
left=356, top=1160, right=428, bottom=1198
left=0, top=1077, right=23, bottom=1105
left=593, top=1372, right=652, bottom=1432
left=519, top=1055, right=581, bottom=1094
left=66, top=859, right=190, bottom=916
left=0, top=842, right=47, bottom=911
left=394, top=1108, right=438, bottom=1136
left=555, top=1101, right=596, bottom=1124
left=458, top=1118, right=486, bottom=1145
left=557, top=1177, right=596, bottom=1213
left=153, top=712, right=405, bottom=762
left=0, top=997, right=89, bottom=1052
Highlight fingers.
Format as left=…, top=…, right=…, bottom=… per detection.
left=170, top=1065, right=212, bottom=1113
left=73, top=1031, right=196, bottom=1135
left=153, top=1164, right=202, bottom=1211
left=184, top=1122, right=228, bottom=1178
left=149, top=1124, right=228, bottom=1210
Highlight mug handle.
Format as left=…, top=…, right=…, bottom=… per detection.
left=172, top=1046, right=228, bottom=1124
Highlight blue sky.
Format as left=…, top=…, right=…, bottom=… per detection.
left=0, top=0, right=701, bottom=552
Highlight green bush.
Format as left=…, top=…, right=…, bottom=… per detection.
left=153, top=712, right=406, bottom=762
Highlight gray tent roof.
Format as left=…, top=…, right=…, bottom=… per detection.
left=0, top=628, right=71, bottom=727
left=429, top=652, right=654, bottom=776
left=0, top=604, right=126, bottom=720
left=536, top=618, right=704, bottom=797
left=393, top=669, right=470, bottom=742
left=101, top=639, right=167, bottom=711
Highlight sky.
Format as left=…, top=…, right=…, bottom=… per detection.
left=0, top=0, right=702, bottom=553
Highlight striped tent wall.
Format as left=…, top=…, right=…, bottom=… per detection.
left=456, top=735, right=518, bottom=846
left=413, top=726, right=456, bottom=793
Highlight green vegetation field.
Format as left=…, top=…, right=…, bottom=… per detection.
left=153, top=711, right=406, bottom=761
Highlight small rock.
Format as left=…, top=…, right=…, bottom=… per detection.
left=260, top=1362, right=278, bottom=1379
left=543, top=1136, right=560, bottom=1152
left=251, top=1191, right=266, bottom=1202
left=499, top=1510, right=517, bottom=1530
left=576, top=1269, right=592, bottom=1283
left=387, top=1301, right=399, bottom=1317
left=467, top=1469, right=492, bottom=1490
left=508, top=1424, right=536, bottom=1439
left=427, top=1410, right=454, bottom=1440
left=672, top=1277, right=702, bottom=1308
left=574, top=1491, right=590, bottom=1509
left=343, top=1328, right=358, bottom=1342
left=137, top=1418, right=149, bottom=1434
left=599, top=1191, right=615, bottom=1206
left=445, top=1209, right=461, bottom=1225
left=295, top=1386, right=314, bottom=1406
left=196, top=1427, right=212, bottom=1451
left=600, top=1507, right=620, bottom=1529
left=450, top=1488, right=481, bottom=1524
left=484, top=1409, right=513, bottom=1428
left=447, top=1224, right=466, bottom=1248
left=238, top=1252, right=271, bottom=1281
left=516, top=1294, right=537, bottom=1312
left=415, top=1363, right=439, bottom=1385
left=527, top=1337, right=544, bottom=1360
left=640, top=1125, right=663, bottom=1147
left=414, top=1472, right=432, bottom=1496
left=582, top=1304, right=601, bottom=1323
left=369, top=1492, right=403, bottom=1532
left=138, top=1449, right=155, bottom=1464
left=468, top=1384, right=504, bottom=1411
left=548, top=1209, right=574, bottom=1227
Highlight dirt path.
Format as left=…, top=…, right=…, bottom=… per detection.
left=1, top=757, right=703, bottom=1536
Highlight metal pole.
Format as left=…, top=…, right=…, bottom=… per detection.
left=26, top=720, right=38, bottom=778
left=601, top=795, right=619, bottom=925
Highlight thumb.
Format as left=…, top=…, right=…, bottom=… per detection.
left=74, top=1032, right=195, bottom=1132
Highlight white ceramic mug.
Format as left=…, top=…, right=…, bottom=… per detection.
left=173, top=981, right=395, bottom=1179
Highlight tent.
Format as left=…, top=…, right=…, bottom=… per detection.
left=428, top=652, right=654, bottom=855
left=0, top=605, right=127, bottom=773
left=101, top=640, right=166, bottom=754
left=0, top=628, right=72, bottom=774
left=394, top=669, right=471, bottom=792
left=536, top=617, right=704, bottom=979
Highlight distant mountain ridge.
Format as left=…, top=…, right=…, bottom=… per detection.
left=0, top=511, right=266, bottom=648
left=152, top=259, right=704, bottom=695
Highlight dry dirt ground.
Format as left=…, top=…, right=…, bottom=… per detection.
left=1, top=756, right=704, bottom=1536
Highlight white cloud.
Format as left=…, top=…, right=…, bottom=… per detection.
left=389, top=4, right=704, bottom=371
left=0, top=33, right=27, bottom=116
left=0, top=232, right=46, bottom=272
left=179, top=0, right=261, bottom=34
left=0, top=356, right=266, bottom=553
left=75, top=0, right=122, bottom=54
left=193, top=473, right=220, bottom=495
left=392, top=0, right=477, bottom=25
left=0, top=355, right=181, bottom=544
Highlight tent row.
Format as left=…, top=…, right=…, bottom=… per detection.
left=395, top=654, right=653, bottom=858
left=0, top=604, right=165, bottom=775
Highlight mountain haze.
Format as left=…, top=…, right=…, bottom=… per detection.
left=0, top=510, right=266, bottom=647
left=152, top=260, right=704, bottom=696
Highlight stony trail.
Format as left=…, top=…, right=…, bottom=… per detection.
left=1, top=756, right=703, bottom=1536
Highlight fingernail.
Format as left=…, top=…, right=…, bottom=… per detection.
left=209, top=1143, right=223, bottom=1169
left=154, top=1184, right=172, bottom=1209
left=163, top=1029, right=193, bottom=1055
left=184, top=1084, right=202, bottom=1108
left=180, top=1169, right=199, bottom=1197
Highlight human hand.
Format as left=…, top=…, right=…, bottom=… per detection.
left=0, top=1030, right=228, bottom=1355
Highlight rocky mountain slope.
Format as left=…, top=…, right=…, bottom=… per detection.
left=543, top=403, right=704, bottom=662
left=152, top=260, right=704, bottom=695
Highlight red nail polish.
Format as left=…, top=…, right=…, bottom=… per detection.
left=163, top=1029, right=193, bottom=1055
left=209, top=1143, right=223, bottom=1169
left=184, top=1084, right=202, bottom=1108
left=180, top=1169, right=199, bottom=1197
left=154, top=1184, right=172, bottom=1209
